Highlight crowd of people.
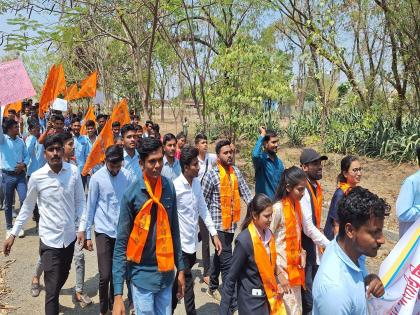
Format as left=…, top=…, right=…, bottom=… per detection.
left=0, top=100, right=419, bottom=315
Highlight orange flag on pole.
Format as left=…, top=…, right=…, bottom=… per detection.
left=78, top=71, right=97, bottom=98
left=64, top=83, right=80, bottom=101
left=80, top=105, right=97, bottom=135
left=38, top=64, right=66, bottom=118
left=81, top=98, right=130, bottom=176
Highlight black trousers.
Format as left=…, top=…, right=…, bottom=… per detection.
left=172, top=251, right=197, bottom=315
left=198, top=217, right=210, bottom=277
left=40, top=239, right=75, bottom=315
left=301, top=264, right=319, bottom=315
left=96, top=233, right=116, bottom=314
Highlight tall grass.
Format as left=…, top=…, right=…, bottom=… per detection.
left=286, top=107, right=420, bottom=163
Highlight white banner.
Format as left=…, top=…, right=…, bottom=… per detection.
left=368, top=218, right=420, bottom=315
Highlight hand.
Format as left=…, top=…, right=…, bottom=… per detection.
left=259, top=126, right=266, bottom=136
left=365, top=274, right=385, bottom=298
left=112, top=295, right=125, bottom=315
left=85, top=240, right=94, bottom=251
left=76, top=231, right=85, bottom=248
left=47, top=120, right=53, bottom=130
left=15, top=163, right=25, bottom=174
left=3, top=235, right=15, bottom=256
left=276, top=272, right=291, bottom=295
left=176, top=271, right=186, bottom=300
left=212, top=235, right=223, bottom=256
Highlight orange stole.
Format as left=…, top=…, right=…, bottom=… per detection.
left=218, top=163, right=240, bottom=230
left=248, top=222, right=286, bottom=315
left=282, top=197, right=305, bottom=288
left=338, top=182, right=352, bottom=195
left=126, top=174, right=175, bottom=272
left=306, top=181, right=323, bottom=228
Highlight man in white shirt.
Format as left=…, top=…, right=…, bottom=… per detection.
left=172, top=145, right=222, bottom=315
left=3, top=134, right=86, bottom=315
left=299, top=148, right=330, bottom=315
left=194, top=133, right=217, bottom=284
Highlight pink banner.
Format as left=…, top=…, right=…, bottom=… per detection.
left=0, top=59, right=36, bottom=107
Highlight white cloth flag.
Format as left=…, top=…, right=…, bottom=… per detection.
left=368, top=218, right=420, bottom=315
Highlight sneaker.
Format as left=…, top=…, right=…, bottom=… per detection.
left=5, top=229, right=12, bottom=240
left=207, top=288, right=222, bottom=302
left=18, top=229, right=24, bottom=238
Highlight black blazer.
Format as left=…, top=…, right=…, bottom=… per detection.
left=220, top=228, right=270, bottom=315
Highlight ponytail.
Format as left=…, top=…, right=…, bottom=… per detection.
left=274, top=166, right=307, bottom=201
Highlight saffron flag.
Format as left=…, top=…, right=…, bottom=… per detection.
left=4, top=101, right=22, bottom=113
left=64, top=83, right=80, bottom=101
left=81, top=99, right=129, bottom=176
left=80, top=105, right=96, bottom=135
left=39, top=64, right=66, bottom=118
left=78, top=71, right=97, bottom=98
left=368, top=218, right=420, bottom=314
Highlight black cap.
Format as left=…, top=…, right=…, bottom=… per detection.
left=105, top=145, right=124, bottom=163
left=300, top=148, right=328, bottom=165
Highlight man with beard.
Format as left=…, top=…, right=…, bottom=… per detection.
left=121, top=124, right=142, bottom=180
left=312, top=187, right=388, bottom=314
left=3, top=134, right=86, bottom=315
left=299, top=148, right=330, bottom=314
left=71, top=118, right=90, bottom=187
left=252, top=127, right=284, bottom=200
left=202, top=140, right=252, bottom=310
left=161, top=133, right=181, bottom=181
left=82, top=145, right=134, bottom=315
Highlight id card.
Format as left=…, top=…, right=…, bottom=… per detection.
left=252, top=289, right=263, bottom=296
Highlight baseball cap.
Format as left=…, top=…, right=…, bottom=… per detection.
left=300, top=148, right=328, bottom=165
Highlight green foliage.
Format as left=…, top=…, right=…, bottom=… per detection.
left=286, top=106, right=420, bottom=163
left=206, top=36, right=292, bottom=142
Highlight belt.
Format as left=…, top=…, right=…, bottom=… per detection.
left=1, top=170, right=24, bottom=176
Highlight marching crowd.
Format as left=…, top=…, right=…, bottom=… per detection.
left=0, top=100, right=419, bottom=315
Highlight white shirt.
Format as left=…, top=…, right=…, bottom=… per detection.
left=300, top=187, right=330, bottom=265
left=173, top=174, right=217, bottom=254
left=11, top=162, right=86, bottom=248
left=197, top=153, right=217, bottom=182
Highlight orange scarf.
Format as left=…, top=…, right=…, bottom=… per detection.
left=306, top=180, right=323, bottom=228
left=338, top=182, right=352, bottom=195
left=218, top=163, right=240, bottom=230
left=126, top=174, right=175, bottom=272
left=282, top=197, right=305, bottom=288
left=248, top=222, right=286, bottom=314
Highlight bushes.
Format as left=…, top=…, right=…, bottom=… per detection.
left=286, top=107, right=420, bottom=163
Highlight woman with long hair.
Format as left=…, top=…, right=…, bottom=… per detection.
left=324, top=155, right=362, bottom=240
left=220, top=193, right=287, bottom=315
left=271, top=166, right=307, bottom=315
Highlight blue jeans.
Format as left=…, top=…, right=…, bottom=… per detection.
left=2, top=172, right=27, bottom=229
left=131, top=283, right=172, bottom=315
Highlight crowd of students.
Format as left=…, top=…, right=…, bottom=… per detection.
left=0, top=100, right=419, bottom=315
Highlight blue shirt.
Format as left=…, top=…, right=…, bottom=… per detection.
left=324, top=188, right=345, bottom=240
left=252, top=136, right=284, bottom=199
left=161, top=156, right=181, bottom=181
left=313, top=239, right=368, bottom=315
left=25, top=135, right=46, bottom=176
left=396, top=169, right=420, bottom=236
left=0, top=127, right=30, bottom=171
left=85, top=166, right=134, bottom=239
left=73, top=134, right=90, bottom=174
left=112, top=175, right=185, bottom=295
left=123, top=149, right=142, bottom=180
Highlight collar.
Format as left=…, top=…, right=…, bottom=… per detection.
left=124, top=149, right=138, bottom=159
left=163, top=155, right=178, bottom=167
left=255, top=227, right=271, bottom=245
left=179, top=173, right=192, bottom=187
left=45, top=161, right=70, bottom=175
left=333, top=239, right=363, bottom=273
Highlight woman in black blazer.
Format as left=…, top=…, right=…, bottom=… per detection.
left=220, top=194, right=288, bottom=315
